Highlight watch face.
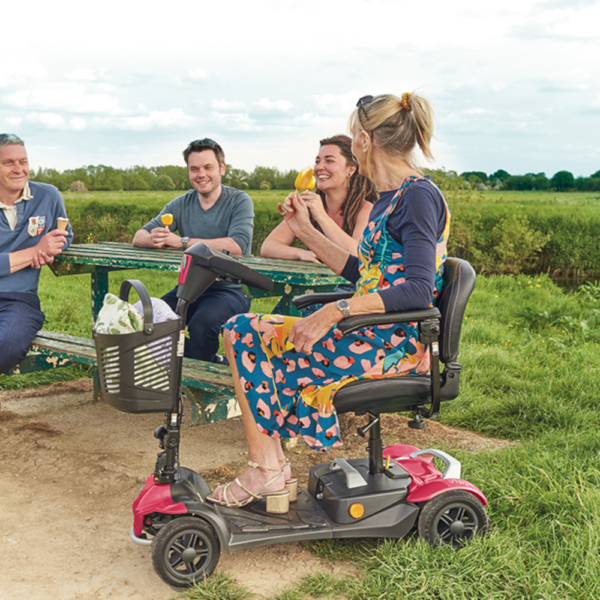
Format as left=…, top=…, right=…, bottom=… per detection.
left=337, top=299, right=351, bottom=318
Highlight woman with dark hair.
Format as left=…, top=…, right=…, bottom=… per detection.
left=260, top=135, right=377, bottom=262
left=208, top=93, right=450, bottom=512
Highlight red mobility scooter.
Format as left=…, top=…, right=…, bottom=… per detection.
left=94, top=243, right=488, bottom=588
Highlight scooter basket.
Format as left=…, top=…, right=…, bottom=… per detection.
left=93, top=280, right=183, bottom=414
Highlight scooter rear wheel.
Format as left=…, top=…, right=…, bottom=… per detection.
left=418, top=490, right=489, bottom=549
left=151, top=516, right=220, bottom=588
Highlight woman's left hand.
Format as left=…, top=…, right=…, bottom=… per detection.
left=289, top=303, right=341, bottom=354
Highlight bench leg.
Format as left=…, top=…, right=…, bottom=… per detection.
left=184, top=386, right=240, bottom=425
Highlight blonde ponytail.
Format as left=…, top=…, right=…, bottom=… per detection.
left=349, top=92, right=435, bottom=168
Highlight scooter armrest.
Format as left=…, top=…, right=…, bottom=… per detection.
left=338, top=307, right=441, bottom=335
left=292, top=291, right=354, bottom=310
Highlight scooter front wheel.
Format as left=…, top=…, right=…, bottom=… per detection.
left=151, top=516, right=220, bottom=588
left=418, top=490, right=489, bottom=549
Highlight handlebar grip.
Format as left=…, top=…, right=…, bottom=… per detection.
left=208, top=255, right=274, bottom=292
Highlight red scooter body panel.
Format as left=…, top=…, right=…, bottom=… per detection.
left=383, top=444, right=488, bottom=506
left=132, top=474, right=187, bottom=536
left=405, top=478, right=488, bottom=505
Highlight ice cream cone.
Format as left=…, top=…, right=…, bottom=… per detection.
left=56, top=217, right=69, bottom=231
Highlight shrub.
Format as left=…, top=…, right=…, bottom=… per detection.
left=154, top=174, right=176, bottom=190
left=485, top=214, right=549, bottom=274
left=445, top=190, right=483, bottom=266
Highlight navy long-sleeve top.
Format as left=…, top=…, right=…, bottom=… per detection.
left=340, top=178, right=447, bottom=312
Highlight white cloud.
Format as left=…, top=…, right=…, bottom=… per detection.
left=70, top=117, right=87, bottom=131
left=6, top=117, right=22, bottom=126
left=188, top=69, right=208, bottom=80
left=464, top=108, right=493, bottom=115
left=26, top=112, right=66, bottom=129
left=209, top=111, right=257, bottom=132
left=253, top=98, right=294, bottom=112
left=0, top=59, right=47, bottom=89
left=293, top=112, right=328, bottom=127
left=211, top=99, right=247, bottom=111
left=102, top=108, right=195, bottom=131
left=2, top=84, right=121, bottom=115
left=311, top=92, right=360, bottom=116
left=492, top=82, right=507, bottom=92
left=64, top=68, right=107, bottom=82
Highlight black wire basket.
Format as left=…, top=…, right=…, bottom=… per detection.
left=93, top=280, right=183, bottom=414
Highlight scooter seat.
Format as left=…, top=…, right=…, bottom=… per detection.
left=333, top=367, right=460, bottom=415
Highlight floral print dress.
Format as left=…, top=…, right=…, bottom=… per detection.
left=222, top=177, right=450, bottom=450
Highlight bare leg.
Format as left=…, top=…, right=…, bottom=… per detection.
left=208, top=331, right=289, bottom=503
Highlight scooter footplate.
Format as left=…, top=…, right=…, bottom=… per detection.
left=213, top=489, right=419, bottom=553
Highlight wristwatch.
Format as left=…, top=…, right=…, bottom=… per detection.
left=181, top=237, right=190, bottom=251
left=336, top=299, right=351, bottom=319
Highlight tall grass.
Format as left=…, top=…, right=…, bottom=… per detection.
left=62, top=189, right=600, bottom=276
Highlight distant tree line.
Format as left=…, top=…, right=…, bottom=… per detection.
left=29, top=164, right=298, bottom=192
left=455, top=169, right=600, bottom=192
left=30, top=163, right=600, bottom=194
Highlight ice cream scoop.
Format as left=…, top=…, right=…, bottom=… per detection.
left=294, top=167, right=316, bottom=192
left=161, top=213, right=173, bottom=229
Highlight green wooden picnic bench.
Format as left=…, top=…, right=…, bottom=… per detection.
left=11, top=242, right=345, bottom=425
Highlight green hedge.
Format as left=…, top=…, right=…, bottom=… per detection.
left=445, top=191, right=600, bottom=277
left=64, top=189, right=600, bottom=278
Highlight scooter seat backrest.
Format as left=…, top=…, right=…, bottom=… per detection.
left=437, top=258, right=476, bottom=364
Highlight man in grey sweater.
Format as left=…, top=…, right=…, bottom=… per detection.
left=133, top=138, right=254, bottom=363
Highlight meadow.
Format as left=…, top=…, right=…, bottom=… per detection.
left=59, top=188, right=600, bottom=278
left=2, top=189, right=600, bottom=598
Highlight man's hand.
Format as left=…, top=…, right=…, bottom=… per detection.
left=31, top=230, right=69, bottom=267
left=288, top=303, right=341, bottom=354
left=149, top=228, right=182, bottom=249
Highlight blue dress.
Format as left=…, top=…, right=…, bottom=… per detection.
left=222, top=177, right=450, bottom=450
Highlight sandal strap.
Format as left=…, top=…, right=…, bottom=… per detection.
left=238, top=470, right=285, bottom=498
left=236, top=478, right=265, bottom=501
left=214, top=481, right=242, bottom=507
left=248, top=460, right=281, bottom=473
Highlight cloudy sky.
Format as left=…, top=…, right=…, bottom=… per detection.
left=2, top=0, right=599, bottom=178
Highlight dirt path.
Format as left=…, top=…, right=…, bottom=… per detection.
left=0, top=381, right=511, bottom=600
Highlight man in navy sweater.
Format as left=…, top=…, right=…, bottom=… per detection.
left=0, top=134, right=73, bottom=374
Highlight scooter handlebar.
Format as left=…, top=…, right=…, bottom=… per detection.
left=207, top=253, right=274, bottom=292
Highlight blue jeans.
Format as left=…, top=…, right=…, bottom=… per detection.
left=0, top=292, right=45, bottom=375
left=161, top=284, right=250, bottom=362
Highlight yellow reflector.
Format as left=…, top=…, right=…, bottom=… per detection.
left=349, top=503, right=365, bottom=519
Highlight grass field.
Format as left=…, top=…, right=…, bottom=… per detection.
left=181, top=275, right=600, bottom=600
left=2, top=268, right=600, bottom=598
left=60, top=188, right=600, bottom=204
